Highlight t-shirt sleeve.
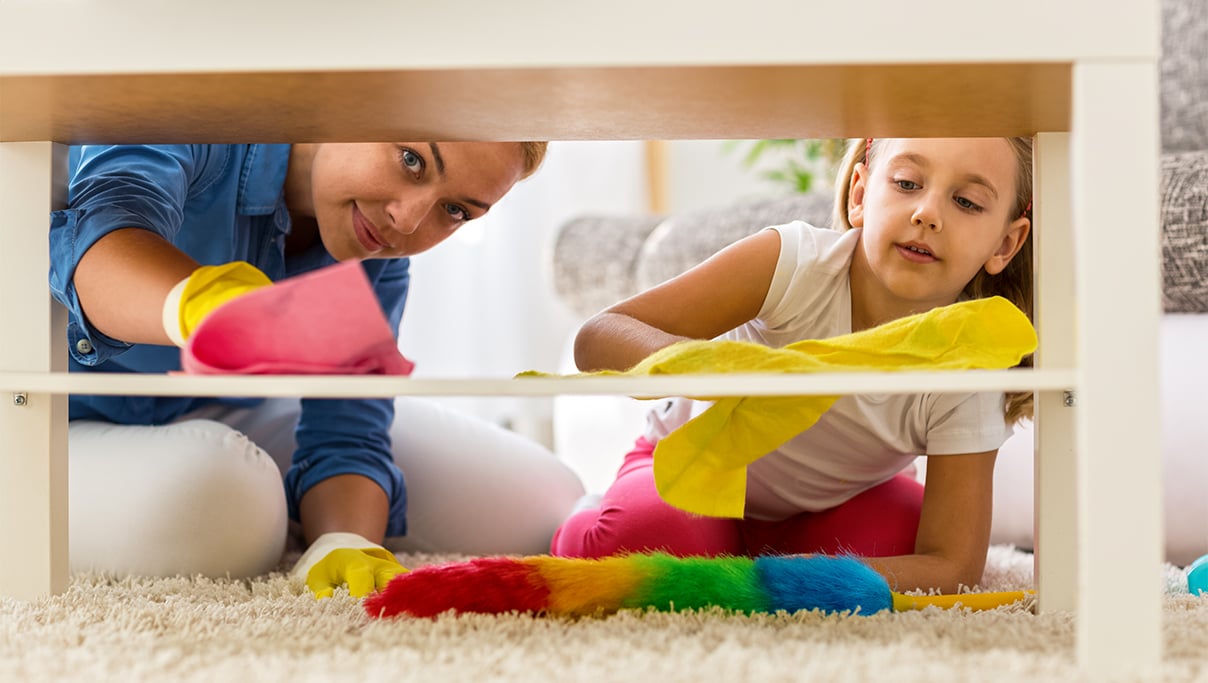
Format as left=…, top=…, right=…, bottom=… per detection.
left=757, top=221, right=812, bottom=326
left=924, top=391, right=1014, bottom=455
left=755, top=222, right=853, bottom=336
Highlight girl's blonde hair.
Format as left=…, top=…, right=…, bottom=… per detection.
left=519, top=142, right=549, bottom=179
left=831, top=137, right=1035, bottom=424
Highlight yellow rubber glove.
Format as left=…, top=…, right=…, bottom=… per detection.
left=291, top=532, right=408, bottom=599
left=161, top=261, right=272, bottom=347
left=521, top=296, right=1038, bottom=518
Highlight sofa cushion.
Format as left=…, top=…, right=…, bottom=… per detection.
left=1161, top=0, right=1208, bottom=153
left=550, top=213, right=666, bottom=319
left=550, top=193, right=834, bottom=320
left=634, top=192, right=834, bottom=292
left=1161, top=151, right=1208, bottom=312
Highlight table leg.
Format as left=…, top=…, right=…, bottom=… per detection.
left=0, top=142, right=69, bottom=599
left=1032, top=132, right=1078, bottom=613
left=1071, top=61, right=1163, bottom=673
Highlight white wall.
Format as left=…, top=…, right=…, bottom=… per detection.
left=398, top=140, right=795, bottom=490
left=663, top=139, right=790, bottom=213
left=397, top=141, right=650, bottom=444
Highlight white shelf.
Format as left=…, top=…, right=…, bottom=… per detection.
left=0, top=369, right=1077, bottom=399
left=0, top=0, right=1164, bottom=676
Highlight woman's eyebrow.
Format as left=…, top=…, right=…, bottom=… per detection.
left=427, top=142, right=492, bottom=211
left=428, top=142, right=446, bottom=177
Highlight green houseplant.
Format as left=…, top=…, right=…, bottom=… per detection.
left=724, top=138, right=848, bottom=195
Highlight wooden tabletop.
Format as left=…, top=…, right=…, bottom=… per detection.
left=0, top=0, right=1154, bottom=143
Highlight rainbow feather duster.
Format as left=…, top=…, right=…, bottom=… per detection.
left=364, top=553, right=1031, bottom=619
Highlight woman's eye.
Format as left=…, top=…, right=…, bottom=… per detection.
left=396, top=147, right=423, bottom=174
left=445, top=203, right=470, bottom=222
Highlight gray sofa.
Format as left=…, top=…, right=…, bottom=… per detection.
left=546, top=0, right=1207, bottom=566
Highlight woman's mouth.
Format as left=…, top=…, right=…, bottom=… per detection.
left=352, top=205, right=389, bottom=253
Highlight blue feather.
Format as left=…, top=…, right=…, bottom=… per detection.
left=755, top=554, right=893, bottom=615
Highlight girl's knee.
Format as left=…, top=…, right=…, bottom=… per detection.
left=550, top=497, right=742, bottom=559
left=69, top=419, right=287, bottom=578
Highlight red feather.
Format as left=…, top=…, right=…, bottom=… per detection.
left=364, top=557, right=550, bottom=618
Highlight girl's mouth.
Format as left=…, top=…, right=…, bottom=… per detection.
left=896, top=243, right=937, bottom=263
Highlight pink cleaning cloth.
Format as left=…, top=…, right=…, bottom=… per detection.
left=182, top=260, right=414, bottom=376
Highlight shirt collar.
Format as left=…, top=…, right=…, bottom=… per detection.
left=236, top=144, right=292, bottom=216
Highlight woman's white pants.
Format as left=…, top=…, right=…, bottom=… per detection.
left=68, top=397, right=585, bottom=578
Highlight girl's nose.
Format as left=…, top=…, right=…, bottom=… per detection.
left=911, top=197, right=942, bottom=232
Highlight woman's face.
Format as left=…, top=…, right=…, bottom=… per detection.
left=305, top=142, right=526, bottom=261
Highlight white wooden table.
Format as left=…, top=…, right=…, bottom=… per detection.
left=0, top=0, right=1163, bottom=675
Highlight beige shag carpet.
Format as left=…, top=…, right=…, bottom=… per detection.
left=2, top=546, right=1206, bottom=683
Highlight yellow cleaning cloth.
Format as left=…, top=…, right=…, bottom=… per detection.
left=521, top=297, right=1037, bottom=518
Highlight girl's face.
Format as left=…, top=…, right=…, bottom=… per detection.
left=847, top=138, right=1030, bottom=314
left=301, top=142, right=526, bottom=261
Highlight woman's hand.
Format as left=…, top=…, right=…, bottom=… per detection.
left=292, top=531, right=407, bottom=599
left=162, top=261, right=271, bottom=346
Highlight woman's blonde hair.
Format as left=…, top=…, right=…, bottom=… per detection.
left=831, top=137, right=1035, bottom=424
left=519, top=142, right=549, bottom=179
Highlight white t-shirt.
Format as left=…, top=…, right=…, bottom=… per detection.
left=643, top=221, right=1014, bottom=521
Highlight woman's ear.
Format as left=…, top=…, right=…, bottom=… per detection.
left=983, top=216, right=1031, bottom=275
left=847, top=162, right=868, bottom=228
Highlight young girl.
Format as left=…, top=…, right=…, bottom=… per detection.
left=51, top=142, right=586, bottom=597
left=552, top=137, right=1034, bottom=593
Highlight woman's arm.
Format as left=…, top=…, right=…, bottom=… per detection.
left=861, top=449, right=997, bottom=593
left=298, top=474, right=390, bottom=545
left=73, top=227, right=200, bottom=345
left=573, top=229, right=782, bottom=372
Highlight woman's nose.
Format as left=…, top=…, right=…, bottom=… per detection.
left=385, top=197, right=429, bottom=236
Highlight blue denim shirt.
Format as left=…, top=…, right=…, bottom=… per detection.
left=48, top=144, right=411, bottom=536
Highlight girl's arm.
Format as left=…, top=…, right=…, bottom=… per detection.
left=574, top=228, right=782, bottom=372
left=73, top=227, right=200, bottom=346
left=861, top=449, right=997, bottom=593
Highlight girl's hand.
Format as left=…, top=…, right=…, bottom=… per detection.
left=574, top=229, right=781, bottom=372
left=862, top=449, right=997, bottom=593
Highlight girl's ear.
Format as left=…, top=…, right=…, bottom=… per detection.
left=983, top=216, right=1031, bottom=275
left=847, top=162, right=868, bottom=228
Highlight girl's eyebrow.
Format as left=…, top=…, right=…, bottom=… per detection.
left=890, top=152, right=999, bottom=200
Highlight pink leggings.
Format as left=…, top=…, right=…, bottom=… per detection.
left=552, top=437, right=924, bottom=558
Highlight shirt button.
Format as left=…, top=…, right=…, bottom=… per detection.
left=76, top=339, right=94, bottom=355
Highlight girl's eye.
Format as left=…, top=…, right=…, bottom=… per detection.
left=445, top=203, right=470, bottom=223
left=396, top=147, right=424, bottom=175
left=955, top=196, right=984, bottom=212
left=895, top=179, right=920, bottom=191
